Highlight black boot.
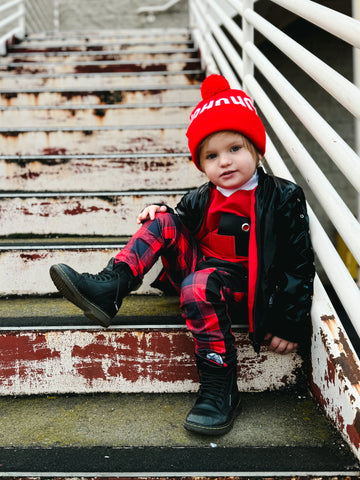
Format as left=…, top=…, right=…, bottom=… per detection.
left=49, top=258, right=140, bottom=327
left=184, top=354, right=240, bottom=436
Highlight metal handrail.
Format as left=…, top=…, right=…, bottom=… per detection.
left=0, top=0, right=25, bottom=55
left=269, top=0, right=360, bottom=48
left=189, top=0, right=360, bottom=334
left=0, top=0, right=59, bottom=55
left=244, top=9, right=360, bottom=120
left=136, top=0, right=183, bottom=15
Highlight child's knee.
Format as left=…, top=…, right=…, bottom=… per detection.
left=180, top=272, right=207, bottom=306
left=145, top=211, right=177, bottom=236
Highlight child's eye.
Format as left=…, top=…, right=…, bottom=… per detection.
left=206, top=153, right=217, bottom=160
left=231, top=145, right=242, bottom=152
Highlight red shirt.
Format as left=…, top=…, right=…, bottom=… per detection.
left=196, top=188, right=253, bottom=265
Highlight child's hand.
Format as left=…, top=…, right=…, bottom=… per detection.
left=264, top=333, right=298, bottom=355
left=137, top=204, right=167, bottom=224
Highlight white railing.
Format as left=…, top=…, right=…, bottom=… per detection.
left=136, top=0, right=183, bottom=23
left=0, top=0, right=59, bottom=55
left=25, top=0, right=59, bottom=34
left=0, top=0, right=25, bottom=55
left=189, top=0, right=360, bottom=335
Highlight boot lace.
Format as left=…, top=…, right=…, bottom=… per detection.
left=82, top=269, right=116, bottom=282
left=82, top=264, right=122, bottom=312
left=81, top=259, right=116, bottom=282
left=198, top=370, right=228, bottom=406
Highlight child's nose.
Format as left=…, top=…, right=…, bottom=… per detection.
left=219, top=154, right=231, bottom=166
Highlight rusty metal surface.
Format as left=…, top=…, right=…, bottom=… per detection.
left=8, top=41, right=193, bottom=53
left=310, top=277, right=360, bottom=462
left=0, top=192, right=184, bottom=236
left=0, top=126, right=188, bottom=155
left=0, top=326, right=302, bottom=395
left=18, top=29, right=191, bottom=45
left=0, top=48, right=198, bottom=64
left=0, top=71, right=202, bottom=89
left=0, top=58, right=201, bottom=75
left=0, top=104, right=194, bottom=127
left=0, top=154, right=205, bottom=191
left=0, top=86, right=200, bottom=107
left=0, top=246, right=162, bottom=296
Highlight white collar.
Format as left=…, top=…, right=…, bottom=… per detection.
left=216, top=172, right=258, bottom=197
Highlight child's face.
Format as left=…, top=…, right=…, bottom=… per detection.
left=199, top=131, right=258, bottom=189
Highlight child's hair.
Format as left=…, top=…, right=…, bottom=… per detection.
left=198, top=131, right=263, bottom=168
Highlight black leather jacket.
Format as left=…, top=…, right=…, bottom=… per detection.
left=175, top=167, right=315, bottom=351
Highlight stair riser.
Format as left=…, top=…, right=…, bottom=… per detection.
left=0, top=128, right=187, bottom=155
left=0, top=247, right=162, bottom=296
left=0, top=72, right=201, bottom=89
left=0, top=105, right=193, bottom=128
left=0, top=88, right=200, bottom=107
left=9, top=42, right=192, bottom=53
left=18, top=31, right=191, bottom=45
left=0, top=155, right=205, bottom=192
left=0, top=59, right=201, bottom=75
left=0, top=329, right=302, bottom=395
left=0, top=193, right=184, bottom=236
left=1, top=50, right=196, bottom=64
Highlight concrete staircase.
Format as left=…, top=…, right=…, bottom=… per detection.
left=0, top=28, right=359, bottom=477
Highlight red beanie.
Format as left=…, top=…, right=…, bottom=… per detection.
left=186, top=74, right=266, bottom=170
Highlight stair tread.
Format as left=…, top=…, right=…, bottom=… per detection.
left=1, top=54, right=198, bottom=67
left=9, top=40, right=194, bottom=52
left=0, top=295, right=184, bottom=328
left=0, top=391, right=358, bottom=474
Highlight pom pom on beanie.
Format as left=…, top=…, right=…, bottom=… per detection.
left=186, top=74, right=266, bottom=171
left=201, top=74, right=230, bottom=100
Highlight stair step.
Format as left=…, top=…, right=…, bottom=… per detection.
left=0, top=57, right=201, bottom=75
left=0, top=84, right=201, bottom=107
left=1, top=47, right=198, bottom=64
left=0, top=391, right=358, bottom=475
left=0, top=103, right=194, bottom=128
left=0, top=125, right=187, bottom=155
left=0, top=190, right=185, bottom=236
left=0, top=153, right=205, bottom=192
left=0, top=237, right=162, bottom=296
left=0, top=295, right=303, bottom=395
left=0, top=49, right=197, bottom=67
left=23, top=28, right=191, bottom=43
left=0, top=70, right=202, bottom=89
left=9, top=39, right=193, bottom=54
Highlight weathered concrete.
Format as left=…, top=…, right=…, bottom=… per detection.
left=0, top=85, right=201, bottom=107
left=0, top=126, right=188, bottom=156
left=0, top=246, right=163, bottom=295
left=0, top=391, right=346, bottom=448
left=0, top=192, right=185, bottom=236
left=0, top=391, right=358, bottom=475
left=0, top=296, right=303, bottom=395
left=0, top=154, right=205, bottom=192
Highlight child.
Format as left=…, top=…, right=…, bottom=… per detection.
left=50, top=74, right=315, bottom=436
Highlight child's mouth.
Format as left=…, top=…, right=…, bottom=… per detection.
left=221, top=170, right=236, bottom=177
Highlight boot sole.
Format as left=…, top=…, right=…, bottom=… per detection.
left=183, top=399, right=242, bottom=436
left=49, top=264, right=112, bottom=328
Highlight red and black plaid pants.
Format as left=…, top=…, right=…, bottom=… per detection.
left=115, top=213, right=247, bottom=363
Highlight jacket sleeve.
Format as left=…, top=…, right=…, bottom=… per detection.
left=175, top=182, right=210, bottom=235
left=270, top=186, right=315, bottom=343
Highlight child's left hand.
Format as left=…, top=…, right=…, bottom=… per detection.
left=264, top=333, right=298, bottom=355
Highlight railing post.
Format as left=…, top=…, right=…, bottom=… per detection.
left=353, top=0, right=360, bottom=285
left=242, top=0, right=254, bottom=93
left=53, top=0, right=60, bottom=32
left=18, top=0, right=26, bottom=39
